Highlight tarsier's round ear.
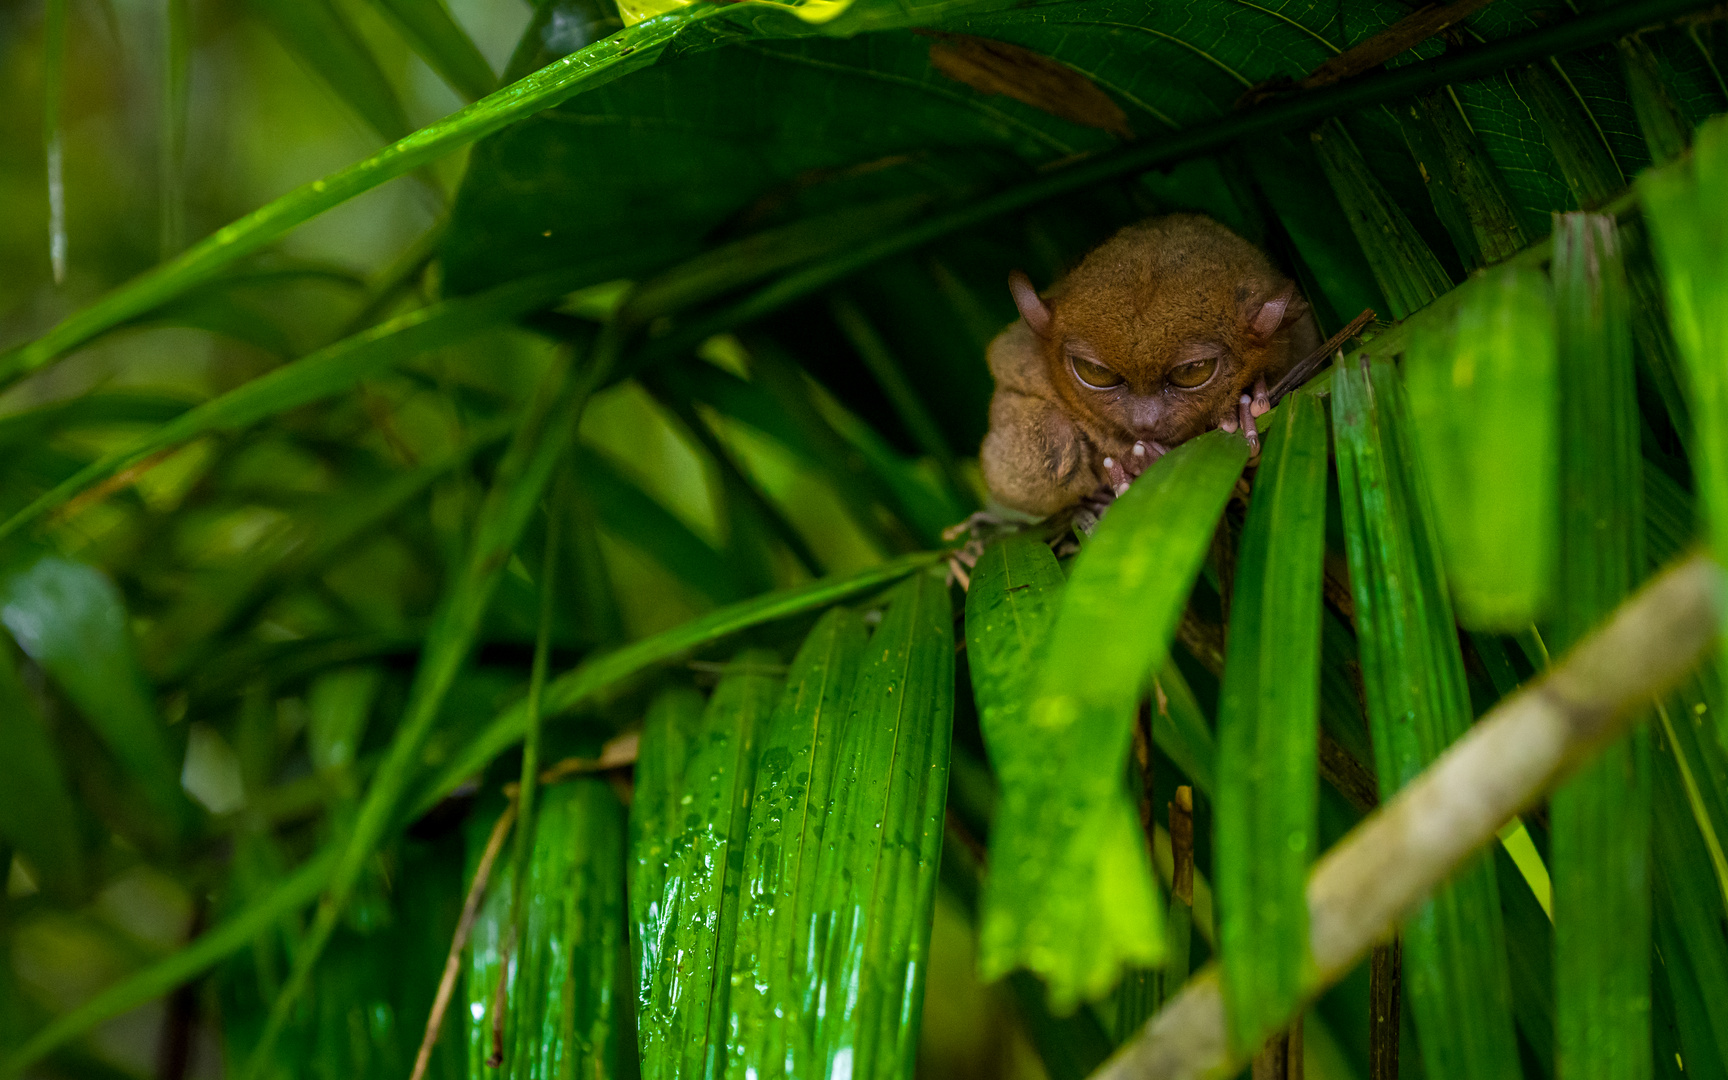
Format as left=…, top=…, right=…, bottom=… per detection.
left=1009, top=270, right=1053, bottom=338
left=1246, top=282, right=1308, bottom=342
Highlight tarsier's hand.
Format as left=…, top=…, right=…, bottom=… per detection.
left=1214, top=376, right=1272, bottom=459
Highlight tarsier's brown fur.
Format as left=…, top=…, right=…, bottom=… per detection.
left=981, top=214, right=1321, bottom=516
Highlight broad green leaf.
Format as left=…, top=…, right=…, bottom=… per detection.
left=365, top=0, right=496, bottom=102
left=250, top=0, right=413, bottom=143
left=1403, top=263, right=1557, bottom=628
left=1332, top=358, right=1522, bottom=1080
left=0, top=637, right=83, bottom=899
left=986, top=430, right=1246, bottom=1009
left=637, top=650, right=781, bottom=1080
left=1215, top=391, right=1328, bottom=1053
left=0, top=270, right=586, bottom=545
left=248, top=341, right=602, bottom=1076
left=1312, top=118, right=1454, bottom=320
left=0, top=555, right=188, bottom=838
left=417, top=550, right=943, bottom=813
left=1641, top=115, right=1728, bottom=695
left=809, top=570, right=953, bottom=1080
left=1549, top=211, right=1652, bottom=1080
left=725, top=606, right=868, bottom=1080
left=491, top=780, right=631, bottom=1080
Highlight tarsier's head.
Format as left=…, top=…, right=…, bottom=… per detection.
left=1010, top=215, right=1311, bottom=452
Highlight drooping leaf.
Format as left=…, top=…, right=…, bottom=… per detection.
left=986, top=430, right=1247, bottom=1009
left=1396, top=91, right=1530, bottom=270
left=1332, top=357, right=1522, bottom=1080
left=0, top=554, right=187, bottom=838
left=1402, top=262, right=1557, bottom=628
left=637, top=650, right=780, bottom=1080
left=1520, top=62, right=1626, bottom=211
left=725, top=606, right=868, bottom=1080
left=1549, top=211, right=1652, bottom=1080
left=808, top=569, right=953, bottom=1080
left=1215, top=391, right=1328, bottom=1053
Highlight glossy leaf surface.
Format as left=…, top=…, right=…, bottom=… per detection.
left=725, top=607, right=868, bottom=1080
left=1215, top=392, right=1329, bottom=1052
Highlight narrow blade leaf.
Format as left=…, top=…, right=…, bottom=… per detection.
left=1332, top=357, right=1522, bottom=1080
left=1215, top=391, right=1329, bottom=1051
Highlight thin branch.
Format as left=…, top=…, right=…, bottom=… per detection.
left=1093, top=552, right=1724, bottom=1080
left=407, top=801, right=517, bottom=1080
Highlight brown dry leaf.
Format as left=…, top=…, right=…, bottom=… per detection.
left=923, top=31, right=1134, bottom=140
left=1239, top=0, right=1498, bottom=107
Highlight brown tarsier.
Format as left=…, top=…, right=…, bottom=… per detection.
left=980, top=214, right=1321, bottom=517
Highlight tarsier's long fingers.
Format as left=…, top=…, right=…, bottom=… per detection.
left=1238, top=394, right=1260, bottom=457
left=1102, top=455, right=1132, bottom=497
left=1250, top=377, right=1271, bottom=418
left=1126, top=440, right=1167, bottom=478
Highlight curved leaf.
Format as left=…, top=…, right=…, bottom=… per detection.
left=984, top=429, right=1246, bottom=1010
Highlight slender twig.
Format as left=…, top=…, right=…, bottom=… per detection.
left=1269, top=310, right=1378, bottom=404
left=1092, top=552, right=1723, bottom=1080
left=408, top=802, right=517, bottom=1080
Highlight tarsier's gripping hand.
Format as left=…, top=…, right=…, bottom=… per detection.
left=979, top=320, right=1099, bottom=517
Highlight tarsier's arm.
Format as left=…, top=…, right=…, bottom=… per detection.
left=978, top=320, right=1099, bottom=517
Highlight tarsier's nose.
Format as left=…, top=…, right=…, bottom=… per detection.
left=1129, top=396, right=1163, bottom=432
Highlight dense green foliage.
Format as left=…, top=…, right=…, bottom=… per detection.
left=2, top=1, right=1728, bottom=1080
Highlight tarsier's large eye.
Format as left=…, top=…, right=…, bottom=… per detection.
left=1070, top=354, right=1124, bottom=390
left=1168, top=355, right=1218, bottom=389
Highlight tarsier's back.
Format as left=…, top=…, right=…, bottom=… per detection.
left=980, top=214, right=1320, bottom=517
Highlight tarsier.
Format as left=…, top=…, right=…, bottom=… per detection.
left=980, top=214, right=1321, bottom=517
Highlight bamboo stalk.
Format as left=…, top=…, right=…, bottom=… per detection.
left=1092, top=552, right=1724, bottom=1080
